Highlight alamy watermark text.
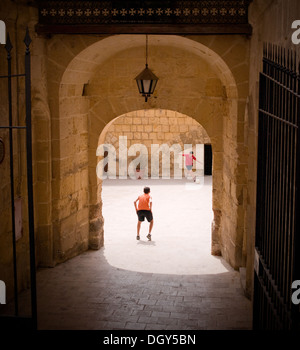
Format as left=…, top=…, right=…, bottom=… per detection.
left=0, top=20, right=6, bottom=45
left=0, top=280, right=6, bottom=304
left=96, top=136, right=204, bottom=180
left=292, top=20, right=300, bottom=44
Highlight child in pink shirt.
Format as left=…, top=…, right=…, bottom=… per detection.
left=182, top=151, right=198, bottom=181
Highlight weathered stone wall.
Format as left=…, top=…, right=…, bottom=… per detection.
left=53, top=83, right=90, bottom=264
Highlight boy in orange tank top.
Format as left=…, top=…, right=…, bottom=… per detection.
left=134, top=187, right=153, bottom=241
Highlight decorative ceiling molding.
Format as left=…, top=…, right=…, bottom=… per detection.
left=36, top=1, right=252, bottom=35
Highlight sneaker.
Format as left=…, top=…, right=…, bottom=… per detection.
left=146, top=234, right=151, bottom=241
left=136, top=235, right=140, bottom=240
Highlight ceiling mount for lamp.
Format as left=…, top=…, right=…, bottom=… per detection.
left=135, top=35, right=159, bottom=102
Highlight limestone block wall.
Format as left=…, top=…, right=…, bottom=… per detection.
left=53, top=84, right=90, bottom=264
left=217, top=39, right=250, bottom=269
left=102, top=109, right=211, bottom=178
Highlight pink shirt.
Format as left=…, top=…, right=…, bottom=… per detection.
left=183, top=154, right=196, bottom=166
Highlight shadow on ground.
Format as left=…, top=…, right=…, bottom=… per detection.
left=1, top=248, right=252, bottom=330
left=0, top=177, right=252, bottom=330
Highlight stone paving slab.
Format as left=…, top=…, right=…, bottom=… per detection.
left=1, top=177, right=252, bottom=330
left=33, top=250, right=252, bottom=330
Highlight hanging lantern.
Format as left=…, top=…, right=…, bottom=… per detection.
left=135, top=35, right=158, bottom=102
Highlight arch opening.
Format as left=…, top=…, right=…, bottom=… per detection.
left=98, top=109, right=228, bottom=274
left=56, top=33, right=247, bottom=271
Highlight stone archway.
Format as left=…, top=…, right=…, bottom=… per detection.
left=54, top=34, right=248, bottom=270
left=96, top=109, right=216, bottom=248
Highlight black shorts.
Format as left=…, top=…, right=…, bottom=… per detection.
left=137, top=210, right=153, bottom=222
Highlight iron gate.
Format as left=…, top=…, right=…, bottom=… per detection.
left=253, top=43, right=300, bottom=330
left=0, top=29, right=37, bottom=330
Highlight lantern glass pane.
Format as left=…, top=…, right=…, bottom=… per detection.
left=136, top=80, right=143, bottom=93
left=143, top=80, right=151, bottom=94
left=150, top=80, right=157, bottom=94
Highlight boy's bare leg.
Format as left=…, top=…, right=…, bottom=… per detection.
left=149, top=220, right=153, bottom=234
left=146, top=220, right=153, bottom=241
left=137, top=221, right=142, bottom=238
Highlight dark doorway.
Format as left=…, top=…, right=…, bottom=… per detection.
left=204, top=144, right=212, bottom=176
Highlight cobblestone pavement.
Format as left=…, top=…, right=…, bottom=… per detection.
left=9, top=177, right=253, bottom=330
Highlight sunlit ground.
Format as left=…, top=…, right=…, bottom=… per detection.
left=102, top=176, right=232, bottom=275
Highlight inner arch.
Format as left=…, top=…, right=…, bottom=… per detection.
left=99, top=109, right=227, bottom=275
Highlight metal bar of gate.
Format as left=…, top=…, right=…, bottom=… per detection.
left=291, top=60, right=300, bottom=331
left=0, top=126, right=26, bottom=129
left=254, top=43, right=299, bottom=330
left=6, top=33, right=19, bottom=317
left=0, top=74, right=25, bottom=79
left=24, top=28, right=37, bottom=330
left=0, top=28, right=37, bottom=330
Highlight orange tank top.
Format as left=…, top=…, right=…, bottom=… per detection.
left=138, top=194, right=151, bottom=211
